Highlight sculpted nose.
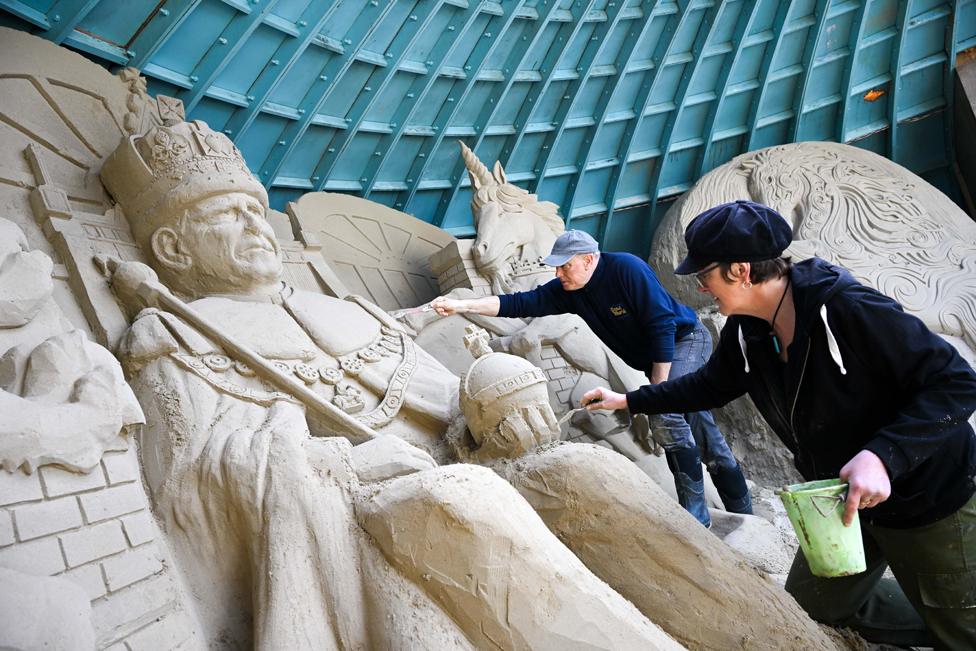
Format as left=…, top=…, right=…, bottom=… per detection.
left=475, top=241, right=488, bottom=257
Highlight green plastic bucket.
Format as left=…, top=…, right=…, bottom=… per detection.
left=776, top=478, right=866, bottom=577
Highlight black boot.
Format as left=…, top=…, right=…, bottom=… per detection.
left=665, top=447, right=710, bottom=527
left=709, top=462, right=753, bottom=514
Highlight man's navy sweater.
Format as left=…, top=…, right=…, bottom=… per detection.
left=496, top=252, right=698, bottom=373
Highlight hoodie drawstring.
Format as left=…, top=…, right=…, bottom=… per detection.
left=820, top=305, right=847, bottom=375
left=738, top=325, right=750, bottom=373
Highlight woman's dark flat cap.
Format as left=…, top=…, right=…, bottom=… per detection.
left=675, top=200, right=793, bottom=275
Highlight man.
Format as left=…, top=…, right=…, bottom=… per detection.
left=432, top=230, right=751, bottom=526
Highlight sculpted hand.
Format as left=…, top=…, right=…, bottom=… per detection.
left=839, top=449, right=891, bottom=526
left=581, top=387, right=627, bottom=412
left=350, top=435, right=437, bottom=483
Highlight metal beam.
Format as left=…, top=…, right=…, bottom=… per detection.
left=492, top=0, right=599, bottom=173
left=258, top=0, right=397, bottom=189
left=837, top=0, right=870, bottom=142
left=562, top=0, right=660, bottom=228
left=178, top=0, right=282, bottom=113
left=431, top=0, right=564, bottom=227
left=941, top=0, right=958, bottom=166
left=392, top=1, right=529, bottom=213
left=695, top=0, right=761, bottom=179
left=358, top=2, right=487, bottom=198
left=525, top=0, right=633, bottom=196
left=888, top=0, right=912, bottom=164
left=127, top=0, right=202, bottom=70
left=744, top=1, right=794, bottom=151
left=789, top=0, right=832, bottom=141
left=644, top=0, right=723, bottom=233
left=221, top=0, right=342, bottom=141
left=42, top=0, right=100, bottom=45
left=308, top=0, right=444, bottom=192
left=598, top=1, right=684, bottom=239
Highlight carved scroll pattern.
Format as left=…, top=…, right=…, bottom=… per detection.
left=739, top=143, right=976, bottom=352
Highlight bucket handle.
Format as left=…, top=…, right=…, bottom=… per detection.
left=810, top=493, right=845, bottom=518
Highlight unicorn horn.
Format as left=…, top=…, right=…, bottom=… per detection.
left=458, top=140, right=493, bottom=187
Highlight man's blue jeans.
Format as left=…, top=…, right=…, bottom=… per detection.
left=648, top=322, right=751, bottom=526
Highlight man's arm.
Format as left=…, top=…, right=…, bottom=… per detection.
left=430, top=295, right=500, bottom=317
left=648, top=362, right=671, bottom=385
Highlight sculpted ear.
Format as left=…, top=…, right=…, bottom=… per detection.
left=493, top=161, right=507, bottom=185
left=150, top=227, right=191, bottom=272
left=468, top=169, right=482, bottom=191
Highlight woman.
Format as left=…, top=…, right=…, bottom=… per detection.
left=583, top=200, right=976, bottom=649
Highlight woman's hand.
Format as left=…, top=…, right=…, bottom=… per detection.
left=839, top=449, right=891, bottom=526
left=581, top=387, right=628, bottom=411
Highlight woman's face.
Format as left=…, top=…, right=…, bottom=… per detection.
left=695, top=263, right=748, bottom=316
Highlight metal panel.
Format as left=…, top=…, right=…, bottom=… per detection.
left=2, top=0, right=969, bottom=256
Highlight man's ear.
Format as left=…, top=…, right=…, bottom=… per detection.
left=731, top=262, right=750, bottom=281
left=150, top=227, right=191, bottom=271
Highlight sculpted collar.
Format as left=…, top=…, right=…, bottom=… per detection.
left=203, top=282, right=292, bottom=305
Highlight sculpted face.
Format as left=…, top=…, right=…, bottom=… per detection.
left=151, top=192, right=282, bottom=296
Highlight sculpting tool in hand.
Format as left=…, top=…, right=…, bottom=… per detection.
left=389, top=303, right=434, bottom=318
left=556, top=399, right=599, bottom=426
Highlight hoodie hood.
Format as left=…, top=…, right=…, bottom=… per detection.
left=735, top=257, right=859, bottom=375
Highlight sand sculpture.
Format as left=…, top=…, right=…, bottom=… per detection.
left=650, top=142, right=976, bottom=483
left=97, top=115, right=687, bottom=649
left=0, top=29, right=856, bottom=650
left=454, top=327, right=841, bottom=650
left=403, top=144, right=691, bottom=490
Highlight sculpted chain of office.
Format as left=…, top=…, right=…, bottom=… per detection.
left=1, top=28, right=973, bottom=651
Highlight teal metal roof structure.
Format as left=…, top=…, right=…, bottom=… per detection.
left=3, top=0, right=973, bottom=253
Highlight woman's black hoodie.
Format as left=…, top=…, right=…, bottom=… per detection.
left=627, top=257, right=976, bottom=528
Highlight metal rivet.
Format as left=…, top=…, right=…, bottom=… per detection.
left=52, top=14, right=61, bottom=22
left=246, top=95, right=255, bottom=101
left=311, top=176, right=320, bottom=181
left=218, top=37, right=228, bottom=45
left=189, top=75, right=199, bottom=82
left=374, top=151, right=382, bottom=156
left=278, top=140, right=286, bottom=146
left=360, top=178, right=368, bottom=183
left=224, top=129, right=233, bottom=135
left=364, top=86, right=372, bottom=92
left=298, top=20, right=307, bottom=27
left=448, top=25, right=455, bottom=31
left=298, top=108, right=306, bottom=114
left=159, top=8, right=170, bottom=16
left=327, top=147, right=335, bottom=152
left=271, top=59, right=279, bottom=65
left=319, top=75, right=327, bottom=81
left=406, top=93, right=415, bottom=98
left=343, top=38, right=352, bottom=45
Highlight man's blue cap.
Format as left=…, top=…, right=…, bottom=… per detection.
left=674, top=200, right=793, bottom=275
left=542, top=230, right=600, bottom=266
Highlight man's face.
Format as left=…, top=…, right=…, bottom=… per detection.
left=175, top=192, right=282, bottom=292
left=554, top=254, right=597, bottom=291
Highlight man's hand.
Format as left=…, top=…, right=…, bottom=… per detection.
left=839, top=449, right=891, bottom=526
left=430, top=296, right=462, bottom=316
left=581, top=387, right=628, bottom=411
left=430, top=295, right=501, bottom=317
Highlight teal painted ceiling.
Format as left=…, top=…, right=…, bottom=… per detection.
left=2, top=0, right=973, bottom=248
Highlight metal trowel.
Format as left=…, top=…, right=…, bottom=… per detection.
left=556, top=399, right=599, bottom=426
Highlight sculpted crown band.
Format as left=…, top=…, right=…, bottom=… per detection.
left=101, top=119, right=268, bottom=244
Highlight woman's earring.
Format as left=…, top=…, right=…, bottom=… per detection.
left=743, top=280, right=753, bottom=289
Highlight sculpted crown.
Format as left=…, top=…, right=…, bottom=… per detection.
left=101, top=118, right=267, bottom=243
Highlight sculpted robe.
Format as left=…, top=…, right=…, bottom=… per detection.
left=120, top=285, right=673, bottom=650
left=120, top=286, right=466, bottom=648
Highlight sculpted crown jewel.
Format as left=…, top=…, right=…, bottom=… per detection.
left=101, top=118, right=268, bottom=245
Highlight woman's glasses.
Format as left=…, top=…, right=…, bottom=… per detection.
left=694, top=263, right=720, bottom=289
